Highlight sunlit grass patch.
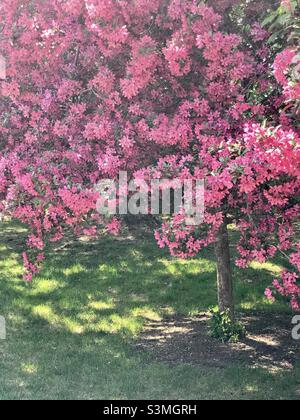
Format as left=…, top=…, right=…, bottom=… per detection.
left=249, top=261, right=283, bottom=276
left=21, top=363, right=38, bottom=375
left=63, top=264, right=86, bottom=277
left=29, top=280, right=62, bottom=295
left=88, top=300, right=115, bottom=311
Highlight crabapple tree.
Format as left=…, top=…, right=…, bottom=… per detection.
left=0, top=0, right=299, bottom=316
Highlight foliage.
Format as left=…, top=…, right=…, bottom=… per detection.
left=155, top=125, right=300, bottom=311
left=263, top=0, right=300, bottom=122
left=0, top=0, right=299, bottom=310
left=209, top=307, right=246, bottom=343
left=263, top=0, right=299, bottom=46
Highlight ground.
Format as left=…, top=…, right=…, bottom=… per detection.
left=136, top=313, right=298, bottom=370
left=0, top=221, right=299, bottom=400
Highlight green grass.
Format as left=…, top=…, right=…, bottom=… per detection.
left=0, top=220, right=299, bottom=400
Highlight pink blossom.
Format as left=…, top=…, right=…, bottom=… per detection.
left=107, top=219, right=121, bottom=236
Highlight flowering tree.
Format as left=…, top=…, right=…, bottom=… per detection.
left=261, top=0, right=300, bottom=310
left=0, top=0, right=299, bottom=316
left=271, top=0, right=300, bottom=122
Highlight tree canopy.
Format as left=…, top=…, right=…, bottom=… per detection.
left=0, top=0, right=299, bottom=311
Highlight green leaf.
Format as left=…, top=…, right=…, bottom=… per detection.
left=262, top=13, right=277, bottom=27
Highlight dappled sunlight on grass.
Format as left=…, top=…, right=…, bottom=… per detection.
left=91, top=314, right=143, bottom=335
left=21, top=363, right=38, bottom=375
left=88, top=300, right=115, bottom=311
left=240, top=301, right=267, bottom=311
left=0, top=220, right=299, bottom=400
left=61, top=318, right=85, bottom=335
left=0, top=220, right=292, bottom=335
left=244, top=384, right=259, bottom=393
left=29, top=292, right=162, bottom=336
left=130, top=307, right=162, bottom=322
left=29, top=280, right=62, bottom=295
left=32, top=304, right=85, bottom=334
left=158, top=257, right=215, bottom=277
left=249, top=261, right=283, bottom=276
left=32, top=305, right=61, bottom=326
left=62, top=264, right=87, bottom=277
left=0, top=257, right=23, bottom=274
left=98, top=265, right=119, bottom=277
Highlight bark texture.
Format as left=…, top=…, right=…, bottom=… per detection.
left=214, top=222, right=234, bottom=320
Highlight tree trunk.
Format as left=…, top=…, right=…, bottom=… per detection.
left=214, top=221, right=234, bottom=320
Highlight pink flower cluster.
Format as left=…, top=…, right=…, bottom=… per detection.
left=267, top=271, right=300, bottom=312
left=274, top=48, right=300, bottom=101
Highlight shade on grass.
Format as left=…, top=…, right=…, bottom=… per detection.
left=0, top=221, right=299, bottom=400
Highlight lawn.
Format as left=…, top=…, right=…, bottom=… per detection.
left=0, top=220, right=299, bottom=400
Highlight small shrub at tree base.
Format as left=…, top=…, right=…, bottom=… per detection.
left=209, top=307, right=246, bottom=344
